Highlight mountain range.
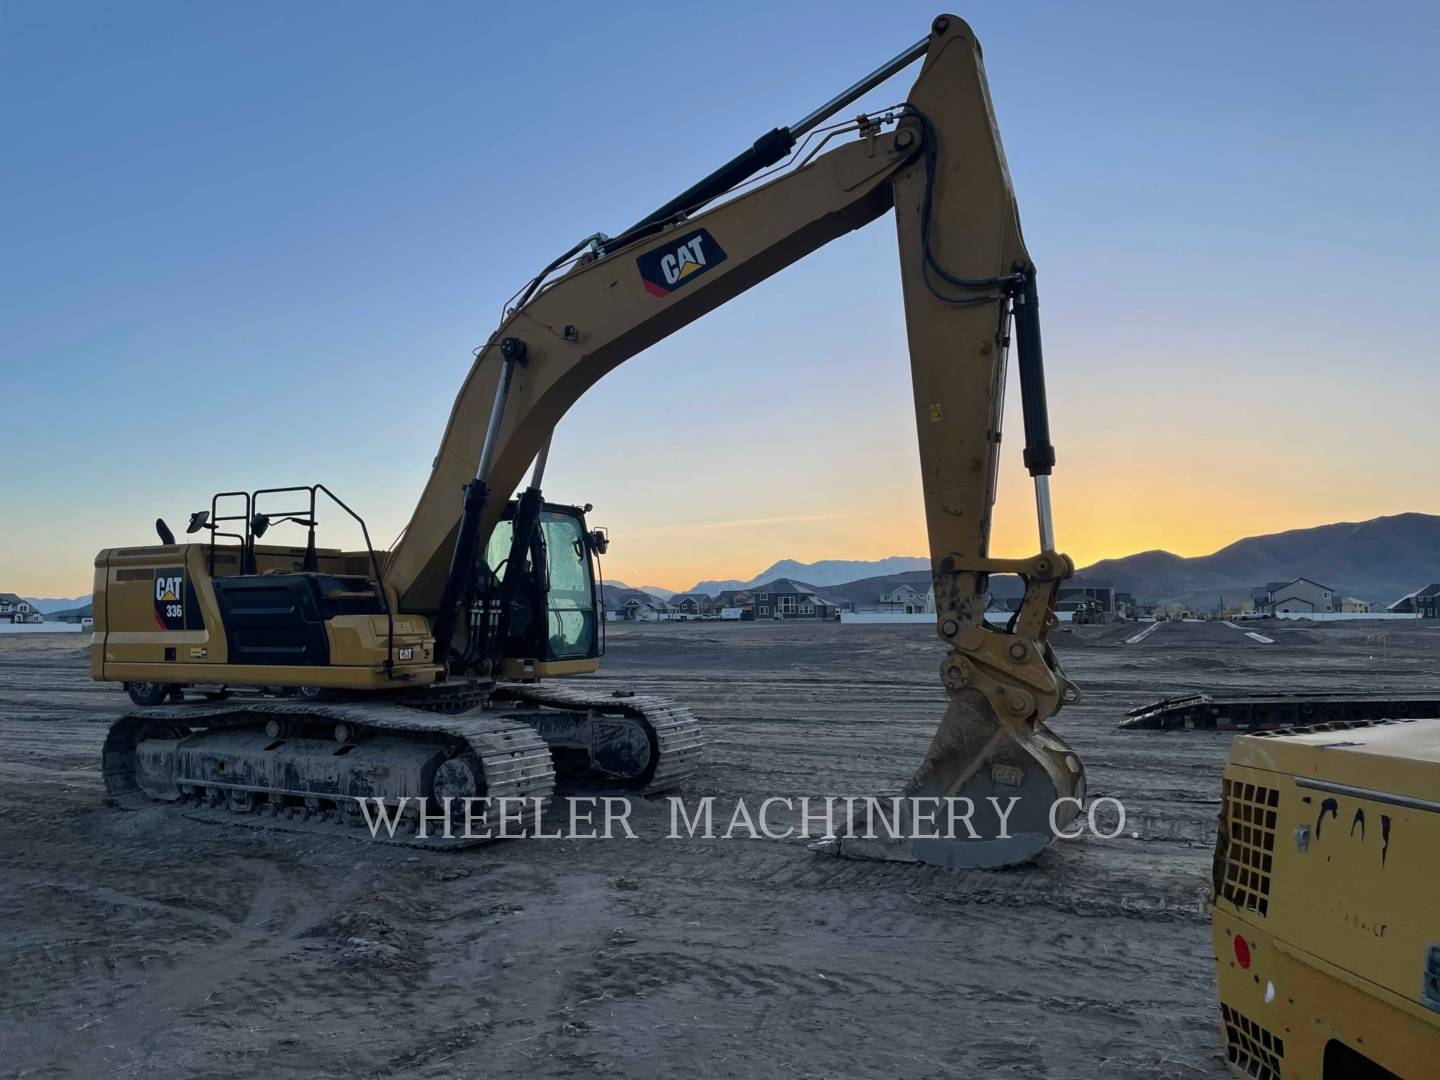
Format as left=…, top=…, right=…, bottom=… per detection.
left=22, top=596, right=91, bottom=614
left=686, top=556, right=930, bottom=595
left=605, top=581, right=674, bottom=599
left=1076, top=512, right=1440, bottom=607
left=671, top=513, right=1440, bottom=607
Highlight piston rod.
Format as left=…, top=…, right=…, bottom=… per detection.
left=788, top=37, right=929, bottom=139
left=620, top=34, right=929, bottom=239
left=432, top=336, right=527, bottom=667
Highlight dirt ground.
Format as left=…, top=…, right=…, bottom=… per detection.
left=3, top=618, right=1438, bottom=1078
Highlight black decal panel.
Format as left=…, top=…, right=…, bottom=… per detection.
left=637, top=228, right=728, bottom=297
left=153, top=568, right=187, bottom=631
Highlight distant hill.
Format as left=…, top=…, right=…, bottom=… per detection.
left=23, top=596, right=91, bottom=614
left=600, top=582, right=668, bottom=607
left=1077, top=513, right=1440, bottom=607
left=688, top=556, right=928, bottom=595
left=818, top=570, right=931, bottom=607
left=46, top=602, right=94, bottom=620
left=607, top=581, right=674, bottom=600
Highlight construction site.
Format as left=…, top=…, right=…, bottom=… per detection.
left=5, top=5, right=1439, bottom=1079
left=0, top=617, right=1436, bottom=1077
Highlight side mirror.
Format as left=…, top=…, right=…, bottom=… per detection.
left=588, top=528, right=609, bottom=555
left=251, top=512, right=270, bottom=539
left=155, top=518, right=176, bottom=545
left=186, top=510, right=210, bottom=534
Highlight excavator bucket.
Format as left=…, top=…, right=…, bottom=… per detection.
left=814, top=688, right=1086, bottom=869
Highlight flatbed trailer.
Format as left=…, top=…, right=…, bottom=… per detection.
left=1121, top=691, right=1440, bottom=731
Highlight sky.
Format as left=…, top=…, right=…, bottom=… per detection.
left=3, top=0, right=1437, bottom=597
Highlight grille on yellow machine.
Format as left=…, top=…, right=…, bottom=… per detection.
left=1221, top=1002, right=1284, bottom=1078
left=1216, top=779, right=1278, bottom=917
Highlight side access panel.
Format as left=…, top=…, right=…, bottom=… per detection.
left=211, top=575, right=330, bottom=666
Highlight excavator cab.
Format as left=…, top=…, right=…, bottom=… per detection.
left=474, top=500, right=604, bottom=677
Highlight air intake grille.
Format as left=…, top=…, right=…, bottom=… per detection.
left=1221, top=1003, right=1284, bottom=1078
left=1218, top=779, right=1278, bottom=917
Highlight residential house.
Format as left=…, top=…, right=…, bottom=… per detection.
left=1057, top=580, right=1116, bottom=622
left=1058, top=584, right=1116, bottom=623
left=1254, top=578, right=1335, bottom=616
left=751, top=578, right=839, bottom=620
left=1114, top=592, right=1137, bottom=620
left=0, top=593, right=43, bottom=623
left=1389, top=584, right=1440, bottom=616
left=603, top=588, right=672, bottom=622
left=668, top=593, right=713, bottom=618
left=619, top=597, right=671, bottom=622
left=823, top=570, right=930, bottom=613
left=710, top=589, right=754, bottom=618
left=878, top=582, right=934, bottom=614
left=1340, top=597, right=1372, bottom=614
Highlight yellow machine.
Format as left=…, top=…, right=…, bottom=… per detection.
left=1211, top=720, right=1440, bottom=1077
left=92, top=14, right=1087, bottom=864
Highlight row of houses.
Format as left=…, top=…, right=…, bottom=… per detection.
left=0, top=593, right=43, bottom=624
left=609, top=577, right=950, bottom=623
left=613, top=575, right=1138, bottom=624
left=608, top=579, right=849, bottom=622
left=1243, top=577, right=1440, bottom=616
left=608, top=573, right=1440, bottom=624
left=985, top=581, right=1136, bottom=624
left=613, top=575, right=1150, bottom=625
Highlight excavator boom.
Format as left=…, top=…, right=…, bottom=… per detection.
left=387, top=13, right=1086, bottom=867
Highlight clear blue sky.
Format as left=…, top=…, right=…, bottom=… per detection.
left=4, top=0, right=1437, bottom=595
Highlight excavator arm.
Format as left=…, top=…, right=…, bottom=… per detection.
left=388, top=14, right=1086, bottom=868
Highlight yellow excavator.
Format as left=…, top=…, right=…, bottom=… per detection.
left=90, top=14, right=1087, bottom=867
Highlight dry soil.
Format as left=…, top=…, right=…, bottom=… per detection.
left=2, top=618, right=1437, bottom=1078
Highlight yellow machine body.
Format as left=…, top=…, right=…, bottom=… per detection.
left=90, top=542, right=443, bottom=690
left=90, top=541, right=599, bottom=688
left=1211, top=720, right=1440, bottom=1077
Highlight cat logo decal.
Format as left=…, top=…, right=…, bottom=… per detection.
left=636, top=229, right=727, bottom=297
left=153, top=568, right=186, bottom=630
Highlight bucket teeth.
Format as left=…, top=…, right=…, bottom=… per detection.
left=816, top=689, right=1086, bottom=870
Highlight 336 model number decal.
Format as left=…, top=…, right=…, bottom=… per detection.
left=153, top=568, right=186, bottom=631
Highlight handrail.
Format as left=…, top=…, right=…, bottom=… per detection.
left=207, top=490, right=251, bottom=576
left=205, top=483, right=397, bottom=680
left=313, top=483, right=395, bottom=680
